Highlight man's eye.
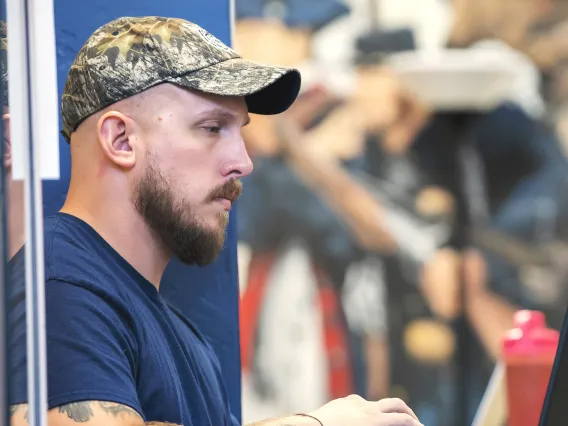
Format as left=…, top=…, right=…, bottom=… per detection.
left=204, top=126, right=222, bottom=135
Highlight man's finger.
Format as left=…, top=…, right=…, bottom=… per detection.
left=376, top=398, right=419, bottom=420
left=379, top=412, right=423, bottom=426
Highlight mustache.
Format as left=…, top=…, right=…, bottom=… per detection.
left=206, top=179, right=243, bottom=203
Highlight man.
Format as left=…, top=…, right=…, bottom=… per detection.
left=8, top=16, right=422, bottom=426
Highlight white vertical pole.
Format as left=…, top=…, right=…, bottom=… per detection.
left=7, top=0, right=59, bottom=182
left=0, top=39, right=8, bottom=426
left=22, top=0, right=57, bottom=422
left=7, top=0, right=58, bottom=422
left=229, top=0, right=236, bottom=47
left=5, top=3, right=33, bottom=426
left=27, top=0, right=59, bottom=181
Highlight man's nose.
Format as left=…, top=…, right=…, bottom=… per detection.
left=222, top=140, right=254, bottom=178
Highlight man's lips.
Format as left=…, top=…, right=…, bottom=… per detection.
left=215, top=197, right=232, bottom=210
left=208, top=180, right=242, bottom=210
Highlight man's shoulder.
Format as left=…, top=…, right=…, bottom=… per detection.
left=42, top=213, right=125, bottom=296
left=44, top=212, right=91, bottom=249
left=43, top=213, right=90, bottom=262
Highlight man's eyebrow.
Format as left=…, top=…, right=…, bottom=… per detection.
left=196, top=108, right=250, bottom=126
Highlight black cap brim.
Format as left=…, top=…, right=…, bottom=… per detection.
left=170, top=58, right=302, bottom=115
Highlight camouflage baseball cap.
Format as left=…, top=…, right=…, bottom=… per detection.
left=61, top=16, right=302, bottom=142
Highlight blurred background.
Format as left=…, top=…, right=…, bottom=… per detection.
left=234, top=0, right=568, bottom=424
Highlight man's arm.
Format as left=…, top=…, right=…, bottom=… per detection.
left=10, top=403, right=317, bottom=426
left=12, top=396, right=424, bottom=426
left=275, top=114, right=398, bottom=253
left=10, top=402, right=180, bottom=426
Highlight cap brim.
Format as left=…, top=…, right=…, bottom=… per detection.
left=170, top=58, right=301, bottom=115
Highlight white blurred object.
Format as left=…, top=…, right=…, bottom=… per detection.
left=237, top=242, right=253, bottom=296
left=386, top=47, right=529, bottom=113
left=386, top=210, right=450, bottom=262
left=296, top=61, right=356, bottom=97
left=252, top=240, right=328, bottom=417
left=342, top=255, right=387, bottom=336
left=472, top=362, right=507, bottom=426
left=470, top=40, right=545, bottom=118
left=8, top=0, right=60, bottom=180
left=375, top=0, right=452, bottom=50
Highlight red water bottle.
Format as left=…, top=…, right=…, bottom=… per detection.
left=503, top=310, right=559, bottom=426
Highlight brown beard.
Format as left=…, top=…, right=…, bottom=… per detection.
left=133, top=158, right=241, bottom=266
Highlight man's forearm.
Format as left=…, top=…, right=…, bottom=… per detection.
left=10, top=403, right=181, bottom=426
left=284, top=140, right=397, bottom=252
left=274, top=115, right=397, bottom=253
left=289, top=153, right=396, bottom=252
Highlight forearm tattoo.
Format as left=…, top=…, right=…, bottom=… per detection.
left=58, top=401, right=140, bottom=422
left=146, top=423, right=182, bottom=426
left=98, top=401, right=139, bottom=418
left=58, top=403, right=94, bottom=422
left=9, top=404, right=28, bottom=420
left=11, top=401, right=179, bottom=425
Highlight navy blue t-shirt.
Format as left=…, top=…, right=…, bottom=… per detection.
left=9, top=213, right=239, bottom=426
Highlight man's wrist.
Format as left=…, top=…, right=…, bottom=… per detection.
left=290, top=413, right=323, bottom=425
left=246, top=413, right=324, bottom=426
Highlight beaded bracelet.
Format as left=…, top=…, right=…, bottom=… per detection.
left=295, top=413, right=324, bottom=426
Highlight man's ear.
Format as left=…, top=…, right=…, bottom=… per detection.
left=97, top=111, right=138, bottom=169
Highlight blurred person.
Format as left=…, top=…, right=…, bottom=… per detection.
left=278, top=30, right=459, bottom=426
left=391, top=4, right=568, bottom=422
left=423, top=0, right=568, bottom=365
left=8, top=16, right=423, bottom=426
left=448, top=0, right=568, bottom=151
left=413, top=100, right=568, bottom=423
left=234, top=3, right=371, bottom=417
left=353, top=32, right=459, bottom=426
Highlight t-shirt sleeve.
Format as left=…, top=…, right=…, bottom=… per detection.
left=10, top=279, right=144, bottom=417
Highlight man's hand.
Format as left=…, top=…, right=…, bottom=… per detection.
left=308, top=396, right=423, bottom=426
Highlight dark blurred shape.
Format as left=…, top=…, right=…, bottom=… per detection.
left=539, top=308, right=568, bottom=426
left=235, top=0, right=350, bottom=32
left=0, top=21, right=7, bottom=106
left=355, top=28, right=416, bottom=66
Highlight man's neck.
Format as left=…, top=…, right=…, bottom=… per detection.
left=60, top=198, right=170, bottom=288
left=7, top=177, right=25, bottom=259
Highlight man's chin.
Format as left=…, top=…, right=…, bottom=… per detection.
left=178, top=243, right=224, bottom=267
left=173, top=230, right=227, bottom=266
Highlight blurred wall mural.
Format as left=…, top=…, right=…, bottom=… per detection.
left=235, top=0, right=568, bottom=424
